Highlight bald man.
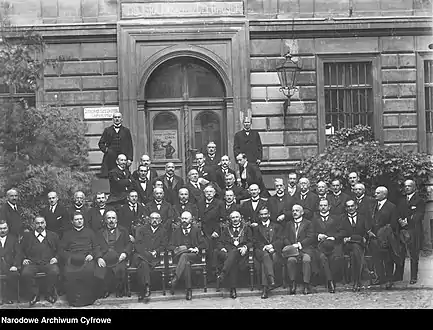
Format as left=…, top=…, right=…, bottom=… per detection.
left=131, top=154, right=158, bottom=183
left=98, top=112, right=133, bottom=178
left=0, top=189, right=25, bottom=237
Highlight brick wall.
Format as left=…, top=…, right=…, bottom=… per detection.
left=43, top=41, right=118, bottom=171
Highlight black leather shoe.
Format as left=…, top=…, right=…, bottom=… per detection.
left=328, top=281, right=335, bottom=293
left=261, top=287, right=268, bottom=299
left=29, top=295, right=39, bottom=307
left=352, top=283, right=361, bottom=292
left=2, top=300, right=13, bottom=305
left=144, top=285, right=151, bottom=298
left=385, top=281, right=393, bottom=290
left=230, top=288, right=237, bottom=299
left=46, top=295, right=56, bottom=304
left=410, top=279, right=417, bottom=285
left=268, top=275, right=276, bottom=288
left=303, top=283, right=311, bottom=295
left=289, top=281, right=296, bottom=295
left=186, top=289, right=192, bottom=301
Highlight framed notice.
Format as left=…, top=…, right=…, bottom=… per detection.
left=153, top=130, right=178, bottom=160
left=83, top=107, right=119, bottom=120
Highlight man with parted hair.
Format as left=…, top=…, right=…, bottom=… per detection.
left=132, top=165, right=154, bottom=205
left=327, top=179, right=351, bottom=216
left=294, top=177, right=318, bottom=220
left=144, top=187, right=175, bottom=236
left=240, top=184, right=268, bottom=225
left=0, top=219, right=20, bottom=305
left=345, top=172, right=361, bottom=197
left=158, top=162, right=184, bottom=205
left=220, top=172, right=249, bottom=203
left=0, top=188, right=25, bottom=237
left=41, top=191, right=69, bottom=239
left=222, top=189, right=241, bottom=223
left=287, top=172, right=299, bottom=197
left=185, top=168, right=206, bottom=205
left=268, top=178, right=295, bottom=227
left=107, top=154, right=133, bottom=208
left=234, top=116, right=263, bottom=166
left=204, top=141, right=220, bottom=168
left=173, top=187, right=198, bottom=220
left=193, top=152, right=218, bottom=187
left=67, top=190, right=90, bottom=231
left=88, top=192, right=115, bottom=233
left=118, top=190, right=147, bottom=237
left=131, top=154, right=159, bottom=183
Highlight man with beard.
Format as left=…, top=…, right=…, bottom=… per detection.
left=185, top=169, right=206, bottom=205
left=268, top=178, right=295, bottom=228
left=41, top=191, right=69, bottom=239
left=287, top=172, right=299, bottom=197
left=240, top=184, right=268, bottom=225
left=132, top=165, right=154, bottom=205
left=0, top=220, right=20, bottom=305
left=236, top=153, right=269, bottom=197
left=327, top=179, right=351, bottom=216
left=131, top=154, right=158, bottom=183
left=293, top=178, right=318, bottom=220
left=204, top=141, right=219, bottom=169
left=221, top=173, right=249, bottom=203
left=67, top=191, right=90, bottom=231
left=60, top=212, right=99, bottom=307
left=98, top=112, right=133, bottom=178
left=0, top=189, right=26, bottom=238
left=118, top=190, right=147, bottom=239
left=95, top=210, right=132, bottom=298
left=215, top=155, right=236, bottom=190
left=133, top=212, right=168, bottom=301
left=144, top=188, right=175, bottom=236
left=168, top=211, right=206, bottom=300
left=158, top=162, right=184, bottom=205
left=107, top=154, right=133, bottom=209
left=216, top=211, right=253, bottom=299
left=311, top=199, right=342, bottom=293
left=88, top=192, right=114, bottom=233
left=173, top=188, right=198, bottom=220
left=21, top=216, right=60, bottom=306
left=233, top=116, right=263, bottom=166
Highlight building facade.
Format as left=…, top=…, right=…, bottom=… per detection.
left=0, top=0, right=432, bottom=187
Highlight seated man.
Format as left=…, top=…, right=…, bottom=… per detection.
left=311, top=199, right=343, bottom=293
left=252, top=207, right=282, bottom=299
left=95, top=210, right=132, bottom=299
left=133, top=212, right=168, bottom=301
left=280, top=204, right=315, bottom=295
left=168, top=211, right=206, bottom=301
left=21, top=216, right=60, bottom=306
left=0, top=220, right=20, bottom=305
left=60, top=212, right=100, bottom=307
left=215, top=211, right=252, bottom=299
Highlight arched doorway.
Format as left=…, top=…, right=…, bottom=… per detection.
left=143, top=57, right=226, bottom=177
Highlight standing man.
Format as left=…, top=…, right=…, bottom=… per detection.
left=345, top=172, right=361, bottom=197
left=158, top=162, right=184, bottom=205
left=236, top=153, right=269, bottom=197
left=118, top=190, right=147, bottom=237
left=294, top=178, right=319, bottom=220
left=268, top=178, right=295, bottom=227
left=194, top=152, right=217, bottom=187
left=41, top=191, right=69, bottom=239
left=327, top=179, right=351, bottom=216
left=131, top=154, right=158, bottom=183
left=316, top=181, right=329, bottom=202
left=0, top=189, right=25, bottom=238
left=185, top=169, right=206, bottom=205
left=144, top=188, right=175, bottom=235
left=233, top=116, right=262, bottom=166
left=107, top=154, right=134, bottom=209
left=0, top=220, right=20, bottom=305
left=67, top=191, right=90, bottom=229
left=221, top=173, right=249, bottom=204
left=204, top=142, right=219, bottom=168
left=132, top=165, right=154, bottom=205
left=215, top=155, right=237, bottom=190
left=98, top=112, right=133, bottom=178
left=353, top=183, right=376, bottom=222
left=88, top=192, right=114, bottom=233
left=173, top=188, right=198, bottom=220
left=222, top=190, right=241, bottom=223
left=287, top=172, right=299, bottom=197
left=395, top=180, right=425, bottom=284
left=240, top=184, right=268, bottom=225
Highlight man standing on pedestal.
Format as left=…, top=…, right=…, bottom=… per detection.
left=98, top=112, right=133, bottom=178
left=234, top=116, right=263, bottom=166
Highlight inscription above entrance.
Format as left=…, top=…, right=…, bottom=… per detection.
left=121, top=1, right=244, bottom=19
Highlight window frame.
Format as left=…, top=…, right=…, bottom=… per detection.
left=317, top=54, right=382, bottom=152
left=416, top=51, right=433, bottom=153
left=0, top=83, right=36, bottom=108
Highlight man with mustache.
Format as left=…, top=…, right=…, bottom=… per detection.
left=107, top=154, right=134, bottom=209
left=158, top=162, right=183, bottom=205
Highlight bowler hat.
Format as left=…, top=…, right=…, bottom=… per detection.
left=318, top=239, right=335, bottom=254
left=350, top=234, right=364, bottom=243
left=282, top=245, right=299, bottom=258
left=174, top=245, right=189, bottom=258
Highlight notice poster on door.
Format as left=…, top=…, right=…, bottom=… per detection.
left=153, top=130, right=178, bottom=160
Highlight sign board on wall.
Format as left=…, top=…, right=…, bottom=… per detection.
left=121, top=1, right=244, bottom=19
left=84, top=107, right=119, bottom=120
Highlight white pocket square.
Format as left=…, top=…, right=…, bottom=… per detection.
left=57, top=216, right=62, bottom=220
left=411, top=206, right=417, bottom=209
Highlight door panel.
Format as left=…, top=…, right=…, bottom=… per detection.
left=192, top=108, right=224, bottom=161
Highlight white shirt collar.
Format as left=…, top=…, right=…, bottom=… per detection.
left=294, top=217, right=303, bottom=223
left=35, top=230, right=46, bottom=238
left=151, top=226, right=158, bottom=233
left=407, top=192, right=415, bottom=201
left=320, top=212, right=330, bottom=218
left=378, top=199, right=387, bottom=208
left=74, top=226, right=84, bottom=232
left=0, top=236, right=7, bottom=244
left=357, top=194, right=365, bottom=200
left=261, top=220, right=270, bottom=227
left=243, top=161, right=248, bottom=169
left=7, top=202, right=17, bottom=210
left=333, top=191, right=341, bottom=196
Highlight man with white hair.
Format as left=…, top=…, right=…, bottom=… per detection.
left=353, top=183, right=375, bottom=220
left=215, top=155, right=237, bottom=190
left=98, top=112, right=133, bottom=178
left=67, top=190, right=90, bottom=229
left=107, top=154, right=133, bottom=209
left=0, top=189, right=25, bottom=237
left=41, top=191, right=69, bottom=238
left=294, top=177, right=319, bottom=220
left=204, top=141, right=219, bottom=168
left=268, top=178, right=295, bottom=227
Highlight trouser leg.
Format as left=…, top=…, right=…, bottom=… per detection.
left=320, top=253, right=332, bottom=281
left=302, top=254, right=311, bottom=284
left=287, top=257, right=297, bottom=281
left=43, top=264, right=60, bottom=294
left=21, top=265, right=39, bottom=296
left=137, top=262, right=151, bottom=288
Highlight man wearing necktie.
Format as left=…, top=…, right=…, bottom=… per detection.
left=21, top=216, right=60, bottom=306
left=215, top=155, right=237, bottom=190
left=41, top=191, right=69, bottom=239
left=204, top=141, right=220, bottom=168
left=235, top=153, right=269, bottom=197
left=294, top=178, right=318, bottom=220
left=268, top=178, right=296, bottom=228
left=144, top=188, right=175, bottom=239
left=131, top=154, right=158, bottom=183
left=158, top=162, right=183, bottom=205
left=222, top=189, right=241, bottom=224
left=240, top=184, right=268, bottom=226
left=107, top=154, right=133, bottom=210
left=280, top=204, right=315, bottom=295
left=185, top=169, right=206, bottom=205
left=327, top=179, right=351, bottom=216
left=88, top=192, right=115, bottom=233
left=233, top=116, right=263, bottom=166
left=221, top=173, right=249, bottom=204
left=131, top=165, right=153, bottom=205
left=287, top=172, right=299, bottom=197
left=352, top=183, right=376, bottom=226
left=194, top=152, right=218, bottom=188
left=0, top=189, right=26, bottom=238
left=118, top=190, right=147, bottom=239
left=0, top=220, right=20, bottom=305
left=316, top=181, right=329, bottom=204
left=173, top=188, right=198, bottom=220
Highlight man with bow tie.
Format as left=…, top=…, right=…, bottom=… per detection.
left=0, top=220, right=21, bottom=305
left=158, top=162, right=184, bottom=205
left=233, top=116, right=263, bottom=166
left=118, top=190, right=147, bottom=239
left=253, top=207, right=283, bottom=299
left=185, top=169, right=206, bottom=205
left=95, top=210, right=132, bottom=299
left=312, top=199, right=342, bottom=293
left=131, top=154, right=158, bottom=183
left=222, top=189, right=242, bottom=223
left=0, top=189, right=26, bottom=238
left=107, top=154, right=134, bottom=209
left=216, top=211, right=253, bottom=299
left=235, top=153, right=269, bottom=197
left=133, top=212, right=168, bottom=301
left=98, top=112, right=133, bottom=178
left=367, top=186, right=401, bottom=290
left=21, top=216, right=60, bottom=306
left=340, top=200, right=370, bottom=292
left=352, top=183, right=375, bottom=223
left=293, top=178, right=318, bottom=220
left=220, top=173, right=249, bottom=203
left=41, top=191, right=69, bottom=239
left=215, top=155, right=237, bottom=189
left=88, top=192, right=115, bottom=233
left=327, top=179, right=351, bottom=216
left=394, top=180, right=426, bottom=284
left=204, top=141, right=220, bottom=169
left=144, top=188, right=175, bottom=237
left=280, top=204, right=315, bottom=295
left=173, top=188, right=198, bottom=220
left=168, top=211, right=206, bottom=300
left=67, top=190, right=90, bottom=231
left=268, top=178, right=296, bottom=228
left=132, top=165, right=154, bottom=205
left=240, top=184, right=268, bottom=226
left=287, top=172, right=299, bottom=197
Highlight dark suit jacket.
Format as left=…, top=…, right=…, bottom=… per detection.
left=221, top=185, right=249, bottom=204
left=397, top=193, right=425, bottom=232
left=280, top=219, right=315, bottom=255
left=217, top=225, right=253, bottom=251
left=253, top=222, right=284, bottom=252
left=340, top=213, right=370, bottom=246
left=118, top=203, right=147, bottom=234
left=0, top=234, right=21, bottom=270
left=40, top=203, right=69, bottom=238
left=0, top=203, right=24, bottom=237
left=240, top=198, right=268, bottom=225
left=87, top=206, right=115, bottom=233
left=67, top=204, right=90, bottom=227
left=233, top=129, right=263, bottom=163
left=372, top=200, right=399, bottom=233
left=173, top=202, right=199, bottom=220
left=293, top=191, right=319, bottom=220
left=311, top=214, right=343, bottom=246
left=268, top=194, right=296, bottom=224
left=356, top=195, right=376, bottom=223
left=20, top=230, right=60, bottom=264
left=95, top=226, right=132, bottom=260
left=131, top=168, right=159, bottom=183
left=193, top=164, right=217, bottom=185
left=169, top=226, right=206, bottom=251
left=239, top=162, right=269, bottom=197
left=134, top=224, right=168, bottom=255
left=143, top=200, right=174, bottom=231
left=327, top=192, right=352, bottom=216
left=222, top=203, right=242, bottom=223
left=197, top=198, right=225, bottom=237
left=159, top=175, right=184, bottom=205
left=107, top=167, right=133, bottom=204
left=184, top=181, right=206, bottom=205
left=204, top=152, right=220, bottom=169
left=215, top=167, right=237, bottom=190
left=131, top=178, right=153, bottom=205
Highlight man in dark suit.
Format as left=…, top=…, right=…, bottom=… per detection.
left=95, top=210, right=132, bottom=298
left=41, top=191, right=69, bottom=239
left=0, top=220, right=20, bottom=304
left=236, top=153, right=269, bottom=197
left=168, top=211, right=206, bottom=300
left=107, top=154, right=133, bottom=209
left=293, top=177, right=319, bottom=220
left=21, top=216, right=60, bottom=306
left=132, top=165, right=154, bottom=205
left=222, top=189, right=242, bottom=224
left=280, top=204, right=315, bottom=295
left=185, top=169, right=206, bottom=205
left=67, top=191, right=90, bottom=232
left=353, top=183, right=375, bottom=222
left=88, top=192, right=114, bottom=233
left=194, top=152, right=218, bottom=187
left=133, top=212, right=168, bottom=300
left=287, top=172, right=299, bottom=197
left=144, top=188, right=175, bottom=236
left=158, top=162, right=184, bottom=205
left=268, top=178, right=295, bottom=228
left=340, top=200, right=371, bottom=292
left=311, top=199, right=342, bottom=293
left=316, top=181, right=329, bottom=203
left=253, top=207, right=282, bottom=299
left=118, top=190, right=147, bottom=237
left=0, top=189, right=26, bottom=238
left=327, top=179, right=351, bottom=216
left=204, top=141, right=220, bottom=169
left=216, top=211, right=253, bottom=299
left=131, top=154, right=159, bottom=183
left=98, top=112, right=133, bottom=178
left=215, top=155, right=236, bottom=190
left=368, top=186, right=401, bottom=290
left=220, top=173, right=249, bottom=203
left=233, top=116, right=263, bottom=166
left=395, top=180, right=426, bottom=284
left=173, top=188, right=198, bottom=220
left=240, top=184, right=268, bottom=225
